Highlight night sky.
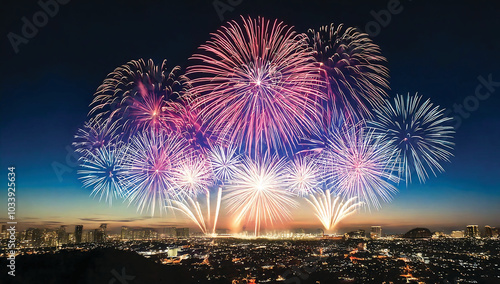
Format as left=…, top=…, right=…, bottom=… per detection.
left=1, top=0, right=499, bottom=234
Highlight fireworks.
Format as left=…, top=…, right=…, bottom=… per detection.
left=319, top=121, right=399, bottom=210
left=305, top=190, right=363, bottom=232
left=78, top=143, right=126, bottom=205
left=370, top=93, right=455, bottom=184
left=90, top=59, right=190, bottom=133
left=224, top=155, right=298, bottom=236
left=167, top=188, right=223, bottom=236
left=73, top=117, right=120, bottom=156
left=285, top=155, right=320, bottom=196
left=208, top=145, right=241, bottom=183
left=122, top=130, right=188, bottom=216
left=175, top=154, right=213, bottom=198
left=307, top=23, right=389, bottom=122
left=187, top=16, right=325, bottom=155
left=163, top=100, right=216, bottom=155
left=73, top=17, right=456, bottom=234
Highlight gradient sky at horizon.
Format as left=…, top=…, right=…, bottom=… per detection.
left=1, top=0, right=499, bottom=235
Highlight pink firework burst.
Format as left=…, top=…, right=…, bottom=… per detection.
left=187, top=16, right=325, bottom=155
left=307, top=23, right=389, bottom=123
left=90, top=58, right=190, bottom=133
left=319, top=121, right=399, bottom=210
left=163, top=99, right=217, bottom=155
left=73, top=116, right=120, bottom=157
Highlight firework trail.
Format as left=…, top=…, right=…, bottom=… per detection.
left=90, top=59, right=190, bottom=133
left=285, top=155, right=320, bottom=196
left=187, top=16, right=325, bottom=155
left=319, top=121, right=399, bottom=210
left=122, top=130, right=189, bottom=216
left=78, top=143, right=126, bottom=205
left=168, top=187, right=223, bottom=236
left=369, top=93, right=455, bottom=184
left=307, top=23, right=389, bottom=123
left=305, top=190, right=363, bottom=232
left=73, top=116, right=120, bottom=156
left=208, top=145, right=241, bottom=183
left=224, top=155, right=298, bottom=236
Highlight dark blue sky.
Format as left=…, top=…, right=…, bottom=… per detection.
left=1, top=0, right=499, bottom=233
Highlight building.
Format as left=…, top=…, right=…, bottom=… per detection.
left=403, top=228, right=432, bottom=239
left=121, top=226, right=130, bottom=240
left=75, top=225, right=83, bottom=244
left=25, top=228, right=43, bottom=247
left=57, top=226, right=68, bottom=245
left=163, top=227, right=176, bottom=238
left=91, top=223, right=107, bottom=243
left=484, top=226, right=495, bottom=238
left=346, top=229, right=366, bottom=239
left=99, top=224, right=107, bottom=242
left=466, top=225, right=479, bottom=238
left=167, top=247, right=179, bottom=257
left=371, top=226, right=382, bottom=239
left=451, top=230, right=464, bottom=238
left=176, top=228, right=189, bottom=238
left=1, top=225, right=7, bottom=239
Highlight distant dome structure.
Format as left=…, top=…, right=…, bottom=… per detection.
left=403, top=228, right=432, bottom=239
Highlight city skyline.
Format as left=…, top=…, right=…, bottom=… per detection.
left=1, top=1, right=500, bottom=238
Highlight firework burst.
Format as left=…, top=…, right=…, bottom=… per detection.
left=122, top=130, right=188, bottom=216
left=90, top=59, right=190, bottom=133
left=307, top=23, right=389, bottom=122
left=175, top=154, right=213, bottom=198
left=73, top=116, right=120, bottom=156
left=187, top=16, right=325, bottom=155
left=305, top=190, right=363, bottom=232
left=224, top=155, right=298, bottom=236
left=319, top=121, right=399, bottom=210
left=208, top=145, right=241, bottom=183
left=78, top=143, right=126, bottom=205
left=163, top=100, right=216, bottom=155
left=285, top=155, right=320, bottom=196
left=370, top=93, right=455, bottom=184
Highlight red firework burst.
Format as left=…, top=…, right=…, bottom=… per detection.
left=187, top=16, right=325, bottom=156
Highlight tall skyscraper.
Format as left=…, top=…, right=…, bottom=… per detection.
left=26, top=228, right=43, bottom=246
left=371, top=226, right=382, bottom=239
left=1, top=225, right=6, bottom=239
left=466, top=225, right=479, bottom=238
left=121, top=226, right=130, bottom=240
left=57, top=225, right=68, bottom=245
left=484, top=226, right=494, bottom=238
left=75, top=225, right=83, bottom=244
left=97, top=223, right=107, bottom=242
